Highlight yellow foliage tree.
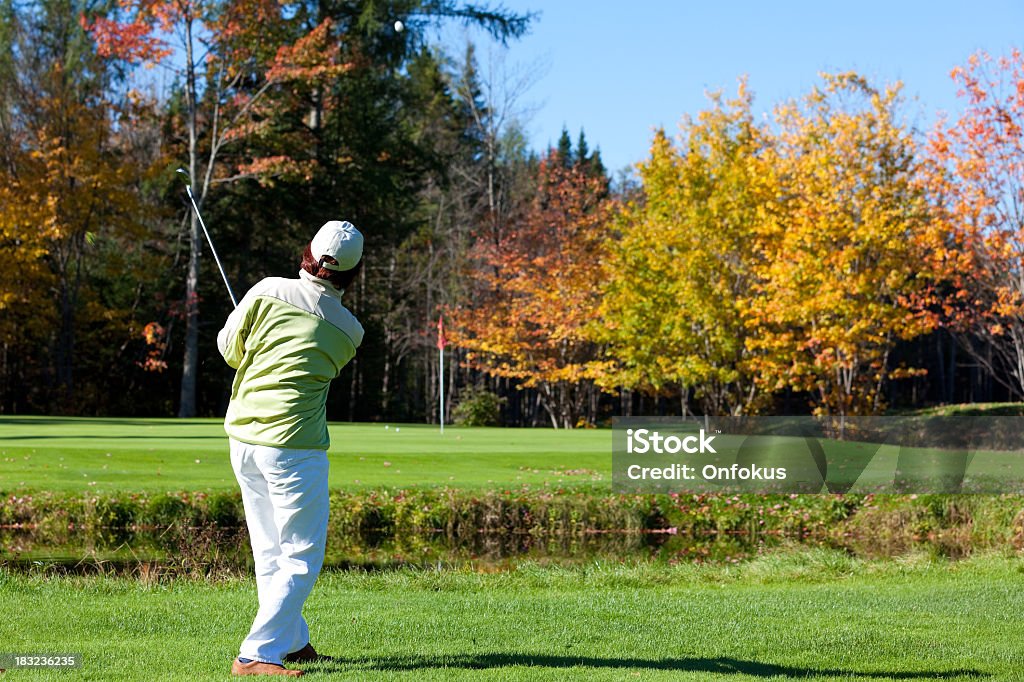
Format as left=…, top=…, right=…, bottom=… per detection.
left=745, top=73, right=943, bottom=416
left=597, top=82, right=775, bottom=415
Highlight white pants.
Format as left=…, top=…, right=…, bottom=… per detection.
left=229, top=439, right=330, bottom=665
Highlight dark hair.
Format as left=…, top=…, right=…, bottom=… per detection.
left=301, top=244, right=362, bottom=290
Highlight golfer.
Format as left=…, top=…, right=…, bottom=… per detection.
left=217, top=220, right=364, bottom=677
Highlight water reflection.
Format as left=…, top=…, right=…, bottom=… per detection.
left=0, top=519, right=985, bottom=575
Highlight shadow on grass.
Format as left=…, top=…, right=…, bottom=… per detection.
left=310, top=653, right=987, bottom=678
left=0, top=417, right=212, bottom=426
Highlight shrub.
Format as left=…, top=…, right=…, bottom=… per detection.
left=141, top=494, right=190, bottom=528
left=203, top=492, right=243, bottom=527
left=452, top=386, right=506, bottom=426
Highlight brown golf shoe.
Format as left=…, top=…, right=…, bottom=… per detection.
left=283, top=643, right=335, bottom=664
left=230, top=658, right=304, bottom=677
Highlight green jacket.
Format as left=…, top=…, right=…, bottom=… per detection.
left=217, top=270, right=363, bottom=450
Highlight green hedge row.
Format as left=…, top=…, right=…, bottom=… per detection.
left=0, top=489, right=663, bottom=540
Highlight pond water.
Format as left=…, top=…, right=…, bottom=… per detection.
left=0, top=522, right=958, bottom=575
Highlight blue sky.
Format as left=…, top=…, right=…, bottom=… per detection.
left=454, top=0, right=1024, bottom=174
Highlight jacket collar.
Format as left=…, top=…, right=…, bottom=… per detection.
left=298, top=268, right=345, bottom=300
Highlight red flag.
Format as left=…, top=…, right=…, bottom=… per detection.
left=437, top=315, right=447, bottom=350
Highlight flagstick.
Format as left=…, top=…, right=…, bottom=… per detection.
left=439, top=344, right=445, bottom=435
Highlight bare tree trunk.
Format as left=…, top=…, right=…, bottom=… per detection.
left=347, top=265, right=365, bottom=421
left=427, top=344, right=437, bottom=424
left=589, top=382, right=598, bottom=425
left=55, top=254, right=74, bottom=406
left=380, top=351, right=391, bottom=416
left=948, top=333, right=957, bottom=403
left=1, top=341, right=8, bottom=414
left=872, top=347, right=890, bottom=414
left=445, top=344, right=456, bottom=424
left=380, top=256, right=397, bottom=417
left=178, top=11, right=201, bottom=418
left=54, top=182, right=91, bottom=410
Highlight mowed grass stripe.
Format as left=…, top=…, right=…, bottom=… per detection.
left=2, top=555, right=1021, bottom=681
left=0, top=417, right=610, bottom=492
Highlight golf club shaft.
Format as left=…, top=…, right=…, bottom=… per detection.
left=184, top=184, right=238, bottom=308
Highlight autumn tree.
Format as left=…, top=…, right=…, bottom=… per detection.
left=928, top=49, right=1024, bottom=399
left=0, top=0, right=50, bottom=405
left=82, top=0, right=282, bottom=415
left=452, top=140, right=612, bottom=428
left=746, top=73, right=942, bottom=416
left=219, top=7, right=532, bottom=422
left=0, top=0, right=157, bottom=412
left=84, top=0, right=534, bottom=418
left=84, top=0, right=388, bottom=415
left=597, top=82, right=772, bottom=415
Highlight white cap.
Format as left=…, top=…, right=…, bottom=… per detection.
left=310, top=220, right=363, bottom=271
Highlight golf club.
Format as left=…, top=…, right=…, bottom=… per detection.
left=177, top=168, right=238, bottom=308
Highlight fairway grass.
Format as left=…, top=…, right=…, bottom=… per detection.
left=6, top=416, right=1023, bottom=496
left=2, top=552, right=1022, bottom=681
left=0, top=417, right=610, bottom=493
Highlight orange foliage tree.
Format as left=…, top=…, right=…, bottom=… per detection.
left=929, top=49, right=1024, bottom=399
left=450, top=148, right=613, bottom=428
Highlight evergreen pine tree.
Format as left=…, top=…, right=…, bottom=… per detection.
left=576, top=129, right=590, bottom=167
left=589, top=147, right=607, bottom=182
left=556, top=126, right=573, bottom=167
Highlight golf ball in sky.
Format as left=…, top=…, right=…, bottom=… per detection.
left=394, top=20, right=404, bottom=32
